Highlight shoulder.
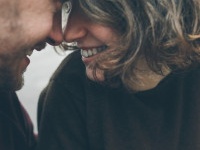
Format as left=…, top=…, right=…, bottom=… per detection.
left=0, top=91, right=18, bottom=116
left=181, top=66, right=200, bottom=87
left=0, top=91, right=36, bottom=150
left=41, top=50, right=87, bottom=100
left=51, top=50, right=85, bottom=81
left=165, top=65, right=200, bottom=91
left=46, top=50, right=86, bottom=92
left=174, top=66, right=200, bottom=82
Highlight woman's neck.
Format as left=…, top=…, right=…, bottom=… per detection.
left=131, top=58, right=171, bottom=92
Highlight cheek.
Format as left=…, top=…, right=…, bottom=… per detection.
left=0, top=54, right=17, bottom=79
left=91, top=25, right=118, bottom=42
left=0, top=52, right=25, bottom=73
left=33, top=19, right=53, bottom=39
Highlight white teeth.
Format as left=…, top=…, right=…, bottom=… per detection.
left=81, top=46, right=107, bottom=58
left=82, top=50, right=88, bottom=57
left=93, top=49, right=97, bottom=55
left=88, top=50, right=92, bottom=56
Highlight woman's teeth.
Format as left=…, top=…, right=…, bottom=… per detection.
left=81, top=46, right=107, bottom=58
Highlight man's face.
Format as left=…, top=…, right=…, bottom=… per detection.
left=0, top=0, right=63, bottom=90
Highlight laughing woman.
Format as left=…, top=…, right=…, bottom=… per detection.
left=36, top=0, right=200, bottom=150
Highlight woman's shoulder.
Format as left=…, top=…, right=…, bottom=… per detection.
left=50, top=50, right=85, bottom=81
left=162, top=65, right=200, bottom=90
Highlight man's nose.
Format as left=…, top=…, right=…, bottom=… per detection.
left=47, top=10, right=63, bottom=46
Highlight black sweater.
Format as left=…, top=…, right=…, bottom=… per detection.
left=37, top=50, right=200, bottom=150
left=0, top=91, right=36, bottom=150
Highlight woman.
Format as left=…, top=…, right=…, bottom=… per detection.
left=36, top=0, right=200, bottom=149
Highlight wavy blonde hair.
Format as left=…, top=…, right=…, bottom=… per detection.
left=62, top=0, right=200, bottom=90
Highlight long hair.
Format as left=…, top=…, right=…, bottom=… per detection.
left=63, top=0, right=200, bottom=90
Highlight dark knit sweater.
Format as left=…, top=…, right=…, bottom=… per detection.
left=37, top=50, right=200, bottom=150
left=0, top=91, right=36, bottom=150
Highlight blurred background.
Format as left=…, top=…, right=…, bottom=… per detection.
left=17, top=44, right=71, bottom=133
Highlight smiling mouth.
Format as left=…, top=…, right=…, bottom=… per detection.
left=81, top=46, right=108, bottom=58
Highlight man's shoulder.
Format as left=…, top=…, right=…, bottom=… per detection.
left=0, top=91, right=17, bottom=110
left=0, top=91, right=36, bottom=150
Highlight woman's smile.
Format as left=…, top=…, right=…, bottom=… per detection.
left=80, top=45, right=108, bottom=58
left=80, top=46, right=108, bottom=66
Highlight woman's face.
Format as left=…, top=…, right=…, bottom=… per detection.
left=63, top=1, right=119, bottom=81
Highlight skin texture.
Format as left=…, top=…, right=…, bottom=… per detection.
left=0, top=0, right=64, bottom=90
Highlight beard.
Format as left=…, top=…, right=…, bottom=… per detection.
left=0, top=52, right=25, bottom=91
left=0, top=67, right=24, bottom=91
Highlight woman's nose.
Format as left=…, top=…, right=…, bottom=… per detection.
left=63, top=12, right=87, bottom=43
left=47, top=10, right=63, bottom=46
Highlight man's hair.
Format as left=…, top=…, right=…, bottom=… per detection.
left=64, top=0, right=200, bottom=90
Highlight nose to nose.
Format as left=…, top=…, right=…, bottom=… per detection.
left=63, top=13, right=88, bottom=43
left=47, top=11, right=63, bottom=46
left=47, top=31, right=63, bottom=46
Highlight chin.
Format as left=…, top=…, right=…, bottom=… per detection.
left=14, top=82, right=24, bottom=91
left=14, top=75, right=24, bottom=91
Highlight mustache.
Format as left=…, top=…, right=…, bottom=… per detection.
left=34, top=42, right=46, bottom=51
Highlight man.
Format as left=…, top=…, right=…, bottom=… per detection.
left=0, top=0, right=64, bottom=149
